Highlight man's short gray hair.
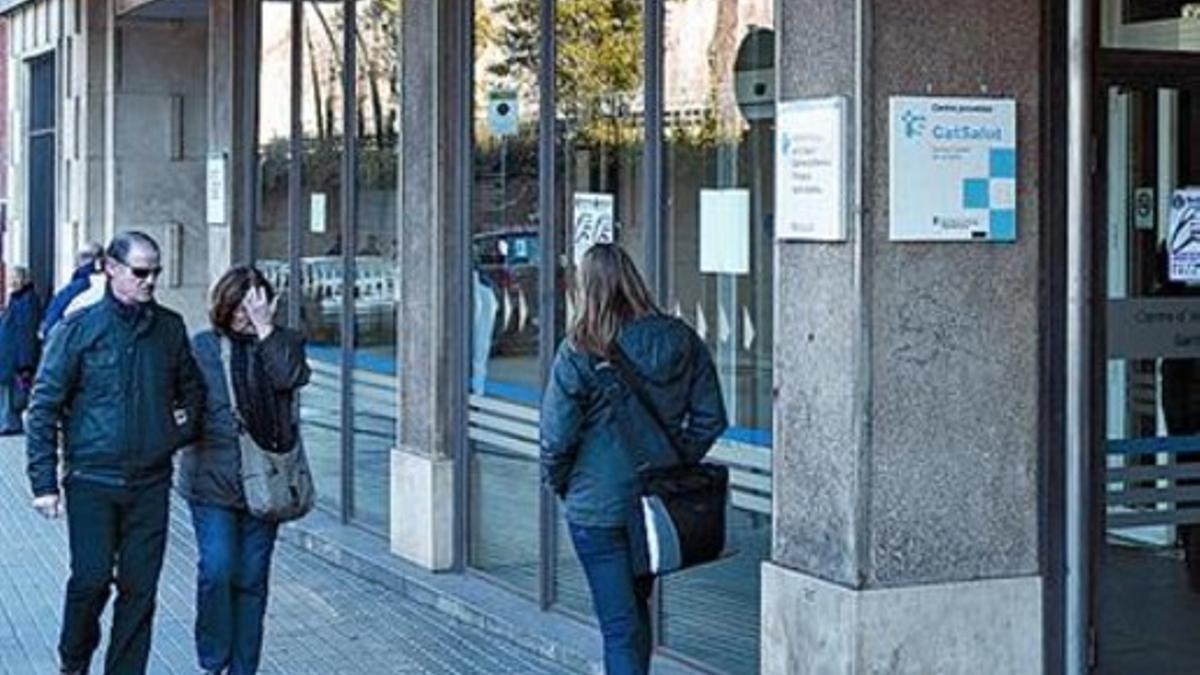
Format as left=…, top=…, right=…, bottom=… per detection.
left=106, top=231, right=160, bottom=265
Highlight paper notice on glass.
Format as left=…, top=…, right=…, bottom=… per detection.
left=573, top=192, right=615, bottom=264
left=775, top=97, right=847, bottom=241
left=310, top=193, right=327, bottom=234
left=1169, top=188, right=1200, bottom=282
left=700, top=189, right=750, bottom=275
left=206, top=153, right=226, bottom=224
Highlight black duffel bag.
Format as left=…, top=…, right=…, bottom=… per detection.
left=611, top=349, right=729, bottom=576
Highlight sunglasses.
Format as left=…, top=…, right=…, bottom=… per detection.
left=118, top=261, right=163, bottom=280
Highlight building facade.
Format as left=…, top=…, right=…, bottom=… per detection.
left=1, top=0, right=1195, bottom=673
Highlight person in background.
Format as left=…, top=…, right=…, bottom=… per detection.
left=539, top=244, right=727, bottom=675
left=177, top=266, right=310, bottom=675
left=0, top=266, right=41, bottom=434
left=39, top=242, right=104, bottom=340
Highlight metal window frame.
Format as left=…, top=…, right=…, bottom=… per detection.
left=536, top=0, right=558, bottom=612
left=339, top=0, right=358, bottom=525
left=287, top=0, right=302, bottom=331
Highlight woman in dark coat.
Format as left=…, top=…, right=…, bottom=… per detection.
left=177, top=266, right=310, bottom=675
left=539, top=244, right=727, bottom=675
left=0, top=266, right=41, bottom=434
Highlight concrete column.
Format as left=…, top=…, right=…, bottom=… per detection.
left=390, top=0, right=461, bottom=571
left=763, top=1, right=1044, bottom=672
left=206, top=0, right=235, bottom=287
left=110, top=13, right=208, bottom=328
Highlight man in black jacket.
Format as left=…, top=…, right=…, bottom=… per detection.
left=25, top=231, right=205, bottom=675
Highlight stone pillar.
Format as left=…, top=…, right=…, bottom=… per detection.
left=390, top=0, right=461, bottom=571
left=762, top=2, right=1044, bottom=673
left=206, top=0, right=236, bottom=284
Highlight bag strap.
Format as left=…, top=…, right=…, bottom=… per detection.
left=219, top=337, right=246, bottom=435
left=608, top=342, right=685, bottom=467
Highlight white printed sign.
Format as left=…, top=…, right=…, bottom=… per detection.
left=700, top=189, right=750, bottom=275
left=889, top=96, right=1017, bottom=242
left=206, top=153, right=226, bottom=224
left=1169, top=188, right=1200, bottom=283
left=310, top=193, right=327, bottom=234
left=573, top=193, right=614, bottom=264
left=775, top=97, right=846, bottom=241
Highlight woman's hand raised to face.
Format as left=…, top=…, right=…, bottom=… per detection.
left=242, top=286, right=277, bottom=340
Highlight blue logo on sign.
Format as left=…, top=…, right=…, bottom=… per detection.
left=901, top=110, right=926, bottom=139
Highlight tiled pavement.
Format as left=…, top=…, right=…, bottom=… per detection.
left=0, top=434, right=578, bottom=675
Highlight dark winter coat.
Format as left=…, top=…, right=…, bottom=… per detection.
left=40, top=262, right=97, bottom=339
left=0, top=284, right=41, bottom=386
left=25, top=290, right=206, bottom=497
left=176, top=327, right=310, bottom=509
left=539, top=314, right=728, bottom=527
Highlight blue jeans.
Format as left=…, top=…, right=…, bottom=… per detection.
left=190, top=504, right=278, bottom=675
left=568, top=524, right=655, bottom=675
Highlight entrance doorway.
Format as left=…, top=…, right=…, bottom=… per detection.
left=27, top=52, right=54, bottom=307
left=1095, top=72, right=1200, bottom=672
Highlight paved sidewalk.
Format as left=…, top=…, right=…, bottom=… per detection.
left=0, top=434, right=577, bottom=675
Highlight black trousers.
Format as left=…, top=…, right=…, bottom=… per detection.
left=59, top=478, right=170, bottom=675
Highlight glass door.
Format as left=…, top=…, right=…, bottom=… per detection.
left=1098, top=80, right=1200, bottom=673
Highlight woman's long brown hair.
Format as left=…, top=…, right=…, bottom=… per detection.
left=568, top=244, right=659, bottom=357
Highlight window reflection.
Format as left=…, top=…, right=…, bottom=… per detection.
left=352, top=0, right=401, bottom=530
left=552, top=0, right=647, bottom=617
left=468, top=0, right=543, bottom=595
left=662, top=2, right=774, bottom=672
left=1102, top=0, right=1200, bottom=51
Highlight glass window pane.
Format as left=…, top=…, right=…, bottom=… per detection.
left=1102, top=0, right=1200, bottom=51
left=350, top=0, right=400, bottom=531
left=297, top=0, right=345, bottom=514
left=660, top=2, right=774, bottom=672
left=257, top=2, right=348, bottom=509
left=468, top=0, right=542, bottom=595
left=551, top=0, right=646, bottom=616
left=1100, top=85, right=1200, bottom=673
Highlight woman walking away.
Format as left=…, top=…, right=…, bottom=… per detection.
left=0, top=266, right=41, bottom=434
left=539, top=244, right=727, bottom=674
left=177, top=266, right=311, bottom=675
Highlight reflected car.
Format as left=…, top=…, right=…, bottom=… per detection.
left=472, top=228, right=540, bottom=357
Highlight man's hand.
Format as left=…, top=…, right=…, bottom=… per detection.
left=32, top=494, right=62, bottom=519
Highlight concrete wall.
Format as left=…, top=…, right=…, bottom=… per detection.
left=111, top=14, right=207, bottom=329
left=3, top=0, right=78, bottom=286
left=764, top=0, right=1045, bottom=671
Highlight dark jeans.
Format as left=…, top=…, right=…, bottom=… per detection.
left=568, top=523, right=655, bottom=675
left=0, top=381, right=24, bottom=432
left=190, top=503, right=278, bottom=675
left=60, top=478, right=170, bottom=675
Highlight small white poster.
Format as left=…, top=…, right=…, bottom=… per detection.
left=206, top=153, right=226, bottom=224
left=775, top=97, right=847, bottom=241
left=700, top=189, right=750, bottom=275
left=487, top=90, right=519, bottom=138
left=310, top=193, right=327, bottom=234
left=1169, top=188, right=1200, bottom=282
left=889, top=96, right=1017, bottom=242
left=573, top=192, right=614, bottom=264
